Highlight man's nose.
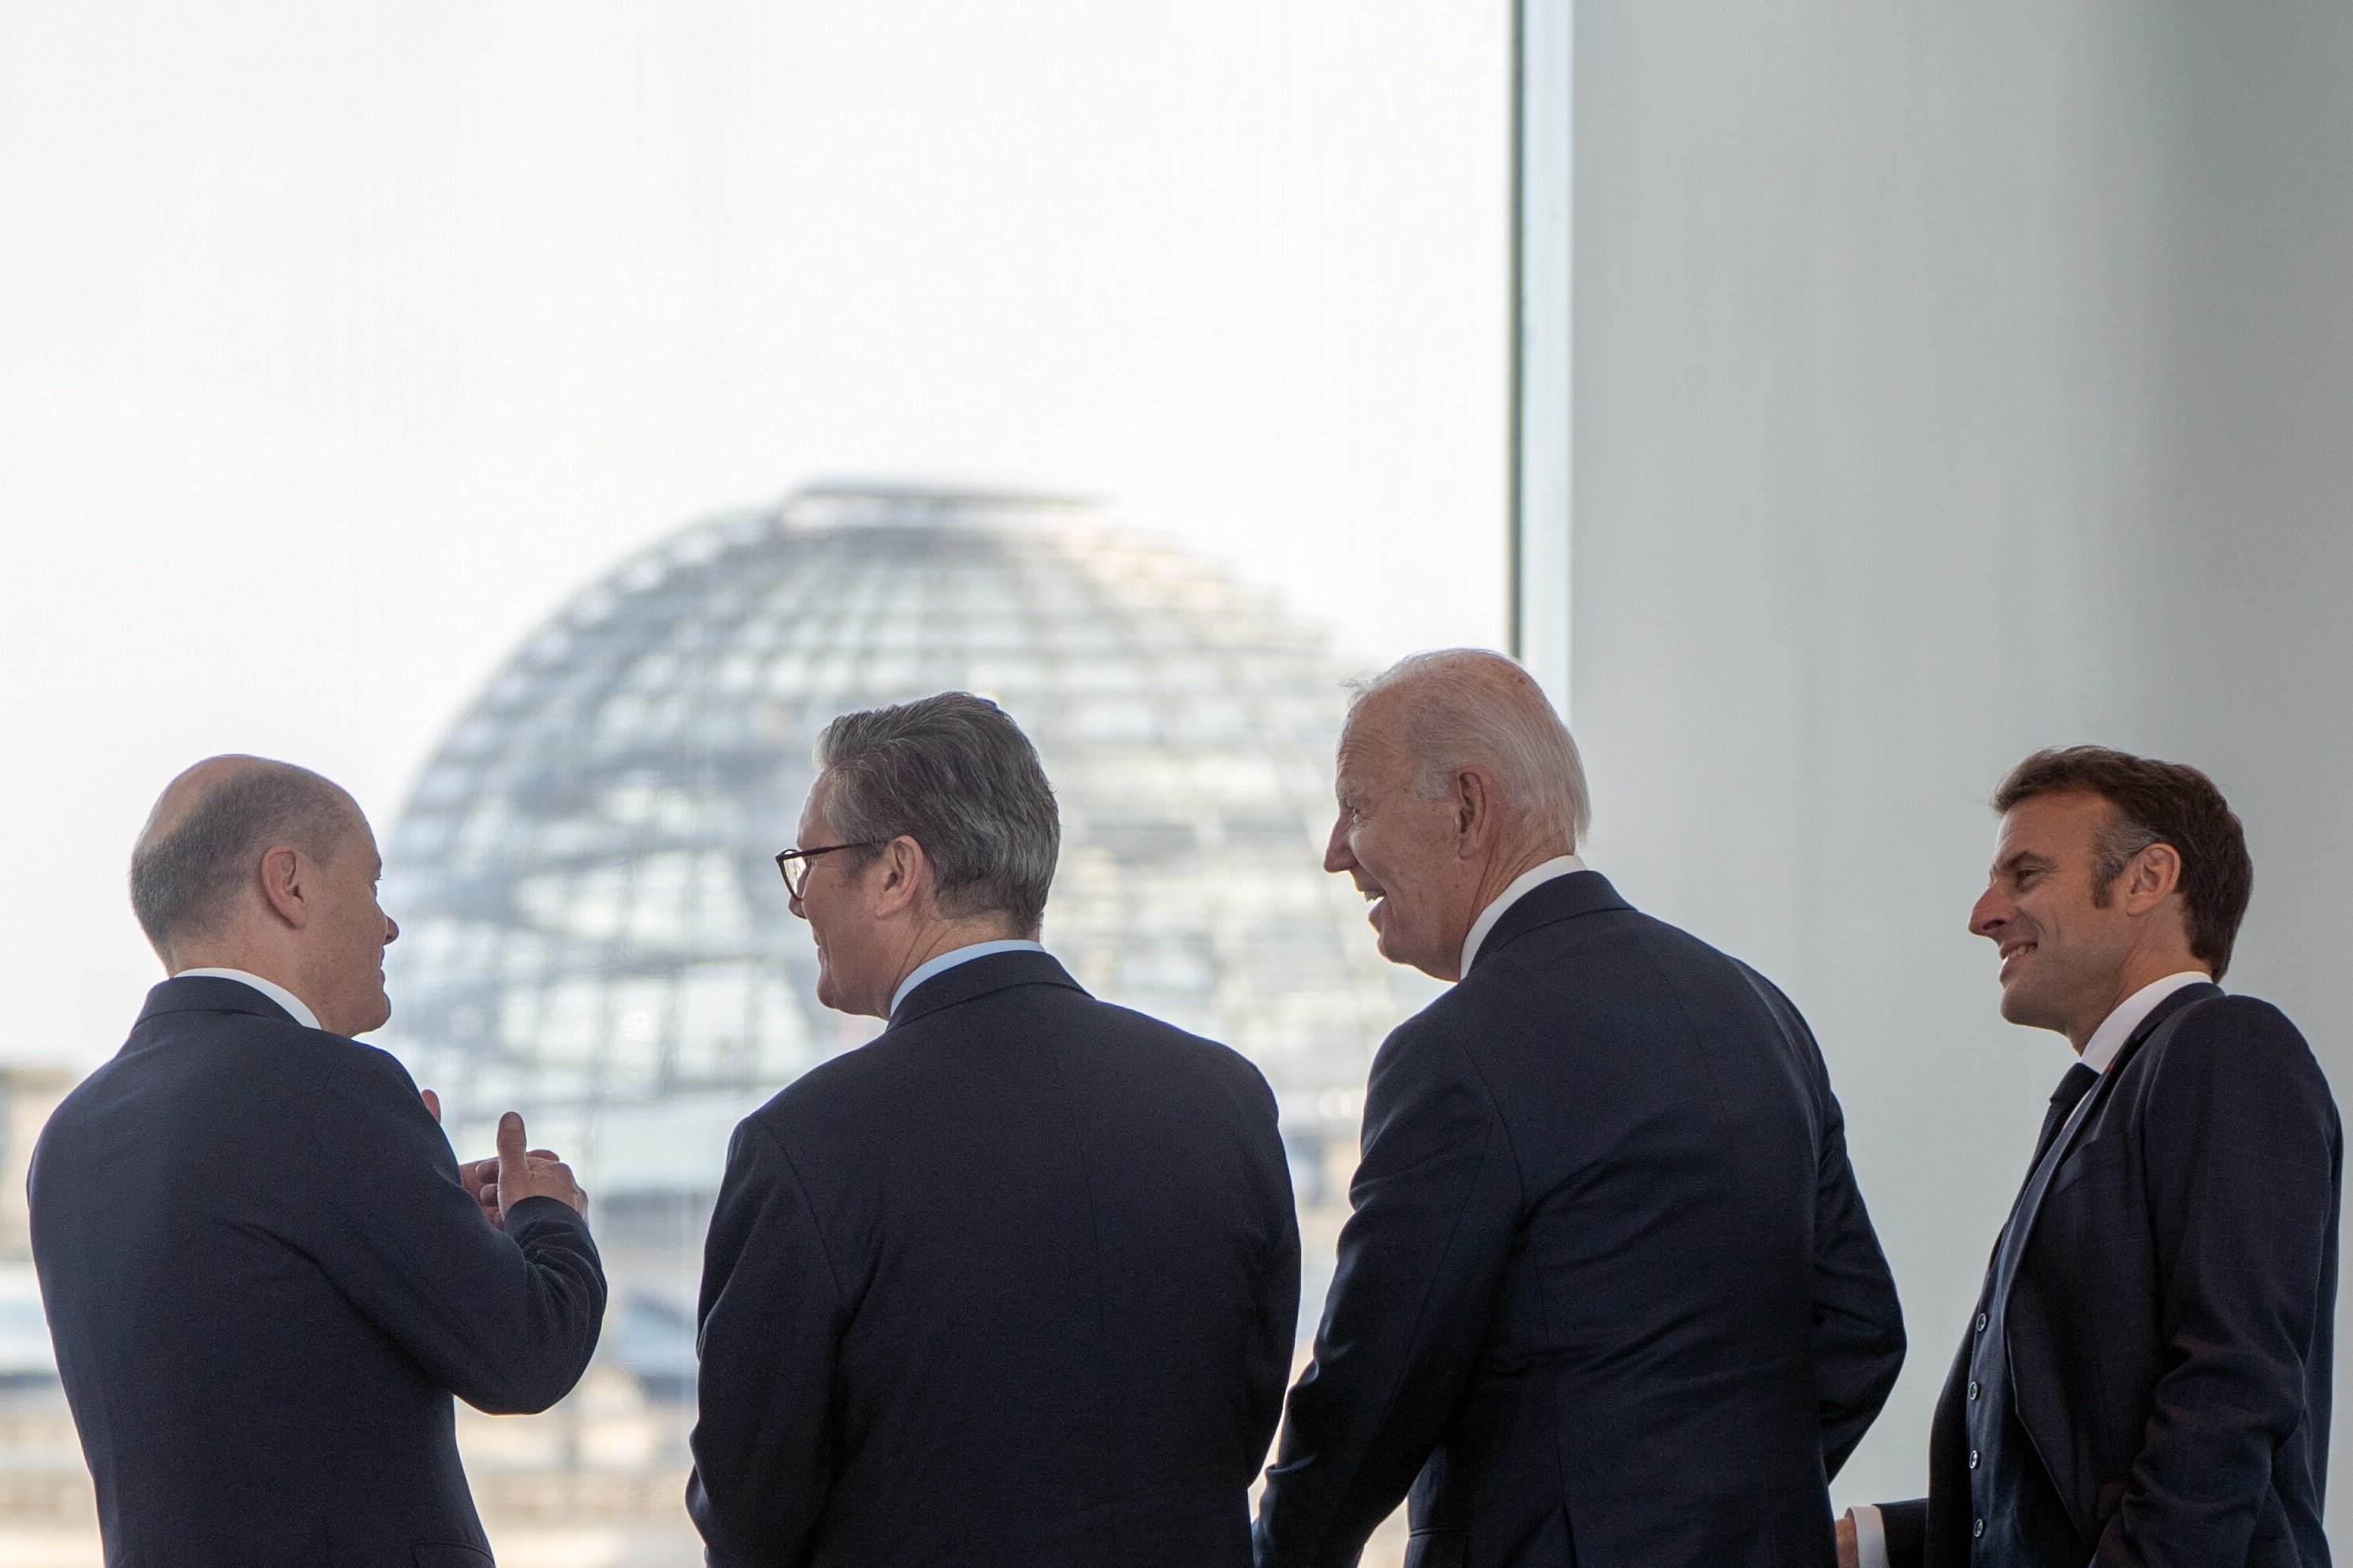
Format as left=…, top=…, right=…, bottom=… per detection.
left=789, top=889, right=809, bottom=922
left=384, top=916, right=400, bottom=945
left=1968, top=886, right=2005, bottom=939
left=1322, top=816, right=1354, bottom=875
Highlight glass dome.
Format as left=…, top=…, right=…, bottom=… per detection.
left=379, top=485, right=1420, bottom=1200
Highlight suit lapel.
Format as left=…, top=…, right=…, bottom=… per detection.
left=1995, top=988, right=2211, bottom=1309
left=1994, top=981, right=2221, bottom=1534
left=1996, top=981, right=2221, bottom=1299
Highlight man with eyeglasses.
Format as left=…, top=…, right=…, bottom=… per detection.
left=687, top=691, right=1301, bottom=1568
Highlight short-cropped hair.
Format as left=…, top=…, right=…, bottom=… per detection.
left=1347, top=649, right=1592, bottom=848
left=130, top=760, right=358, bottom=957
left=814, top=693, right=1061, bottom=936
left=1994, top=745, right=2253, bottom=979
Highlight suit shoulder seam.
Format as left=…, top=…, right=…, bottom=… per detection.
left=739, top=1115, right=851, bottom=1310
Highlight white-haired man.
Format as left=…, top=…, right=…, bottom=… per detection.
left=1253, top=649, right=1905, bottom=1568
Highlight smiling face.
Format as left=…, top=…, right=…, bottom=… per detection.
left=302, top=812, right=400, bottom=1036
left=1324, top=704, right=1485, bottom=980
left=1969, top=789, right=2158, bottom=1044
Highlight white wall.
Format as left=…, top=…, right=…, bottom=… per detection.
left=1566, top=4, right=2353, bottom=1514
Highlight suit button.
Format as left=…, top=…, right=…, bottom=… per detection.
left=1974, top=1518, right=1986, bottom=1539
left=1968, top=1380, right=1980, bottom=1400
left=1976, top=1311, right=1988, bottom=1332
left=1969, top=1449, right=1980, bottom=1469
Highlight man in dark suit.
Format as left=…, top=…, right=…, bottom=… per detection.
left=687, top=692, right=1300, bottom=1567
left=30, top=756, right=605, bottom=1568
left=1254, top=649, right=1905, bottom=1568
left=1839, top=747, right=2338, bottom=1568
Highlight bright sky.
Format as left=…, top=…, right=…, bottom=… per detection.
left=0, top=2, right=1511, bottom=1064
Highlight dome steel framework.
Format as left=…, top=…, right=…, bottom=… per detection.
left=379, top=485, right=1413, bottom=1195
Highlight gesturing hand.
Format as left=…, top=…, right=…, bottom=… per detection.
left=426, top=1088, right=507, bottom=1228
left=493, top=1111, right=587, bottom=1220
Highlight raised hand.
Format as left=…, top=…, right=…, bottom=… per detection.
left=494, top=1111, right=587, bottom=1219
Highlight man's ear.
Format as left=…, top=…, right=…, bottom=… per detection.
left=871, top=836, right=927, bottom=920
left=258, top=845, right=309, bottom=929
left=1455, top=767, right=1493, bottom=850
left=2120, top=841, right=2184, bottom=916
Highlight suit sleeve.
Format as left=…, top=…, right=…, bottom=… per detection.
left=1873, top=1499, right=1927, bottom=1567
left=1232, top=1062, right=1304, bottom=1478
left=1748, top=971, right=1906, bottom=1476
left=302, top=1045, right=606, bottom=1415
left=1253, top=1020, right=1518, bottom=1568
left=2095, top=999, right=2342, bottom=1568
left=1805, top=1063, right=1905, bottom=1473
left=686, top=1118, right=847, bottom=1568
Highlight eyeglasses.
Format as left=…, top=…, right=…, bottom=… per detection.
left=774, top=842, right=882, bottom=900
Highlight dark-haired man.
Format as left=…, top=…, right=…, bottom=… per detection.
left=1840, top=747, right=2339, bottom=1568
left=689, top=693, right=1299, bottom=1568
left=30, top=755, right=604, bottom=1568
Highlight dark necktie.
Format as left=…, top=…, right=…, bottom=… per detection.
left=2030, top=1061, right=2101, bottom=1172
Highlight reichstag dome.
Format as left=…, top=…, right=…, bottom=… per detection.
left=379, top=485, right=1417, bottom=1225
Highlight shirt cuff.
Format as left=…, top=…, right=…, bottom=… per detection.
left=1850, top=1503, right=1890, bottom=1568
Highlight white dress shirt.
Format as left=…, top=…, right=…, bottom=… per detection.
left=889, top=939, right=1048, bottom=1016
left=1846, top=966, right=2213, bottom=1568
left=2077, top=969, right=2211, bottom=1076
left=1459, top=854, right=1588, bottom=979
left=173, top=967, right=322, bottom=1030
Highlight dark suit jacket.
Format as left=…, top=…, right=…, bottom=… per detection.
left=686, top=949, right=1300, bottom=1568
left=1878, top=983, right=2340, bottom=1568
left=28, top=975, right=607, bottom=1568
left=1254, top=871, right=1905, bottom=1568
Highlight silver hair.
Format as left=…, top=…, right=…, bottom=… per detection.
left=813, top=692, right=1061, bottom=936
left=1345, top=649, right=1592, bottom=848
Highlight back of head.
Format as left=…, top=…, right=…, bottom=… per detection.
left=815, top=693, right=1061, bottom=937
left=1993, top=745, right=2252, bottom=979
left=1347, top=648, right=1592, bottom=849
left=130, top=756, right=359, bottom=965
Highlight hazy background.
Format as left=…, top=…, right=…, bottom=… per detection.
left=0, top=0, right=1511, bottom=1071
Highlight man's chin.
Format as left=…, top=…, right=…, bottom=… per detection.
left=1995, top=979, right=2058, bottom=1034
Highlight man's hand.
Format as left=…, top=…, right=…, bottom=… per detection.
left=424, top=1088, right=515, bottom=1228
left=1834, top=1510, right=1860, bottom=1568
left=493, top=1111, right=587, bottom=1219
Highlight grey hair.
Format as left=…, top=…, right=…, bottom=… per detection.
left=813, top=693, right=1061, bottom=936
left=1345, top=649, right=1592, bottom=848
left=130, top=758, right=359, bottom=959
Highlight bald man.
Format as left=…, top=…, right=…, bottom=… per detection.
left=28, top=756, right=606, bottom=1568
left=1255, top=651, right=1905, bottom=1568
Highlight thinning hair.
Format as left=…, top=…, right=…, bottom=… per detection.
left=814, top=693, right=1061, bottom=937
left=1994, top=745, right=2252, bottom=979
left=129, top=757, right=358, bottom=960
left=1346, top=648, right=1592, bottom=848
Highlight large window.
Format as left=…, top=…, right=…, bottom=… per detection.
left=0, top=6, right=1514, bottom=1564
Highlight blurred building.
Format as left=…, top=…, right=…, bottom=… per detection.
left=377, top=483, right=1425, bottom=1391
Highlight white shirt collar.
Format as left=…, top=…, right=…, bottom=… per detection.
left=1459, top=854, right=1589, bottom=979
left=890, top=939, right=1049, bottom=1016
left=173, top=968, right=323, bottom=1031
left=2080, top=969, right=2211, bottom=1074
